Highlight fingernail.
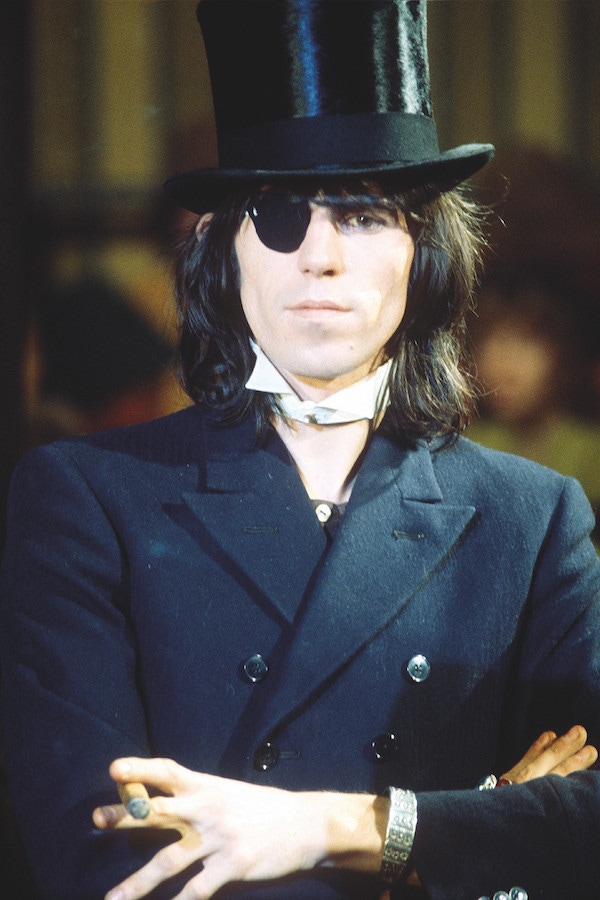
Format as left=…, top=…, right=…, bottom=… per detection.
left=106, top=890, right=124, bottom=900
left=92, top=808, right=107, bottom=828
left=567, top=726, right=581, bottom=741
left=94, top=805, right=118, bottom=828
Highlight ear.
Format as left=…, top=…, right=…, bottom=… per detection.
left=195, top=212, right=213, bottom=241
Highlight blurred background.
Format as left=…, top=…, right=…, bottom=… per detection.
left=0, top=1, right=599, bottom=892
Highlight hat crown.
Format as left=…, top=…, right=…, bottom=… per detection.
left=197, top=0, right=441, bottom=171
left=164, top=1, right=494, bottom=213
left=199, top=0, right=433, bottom=134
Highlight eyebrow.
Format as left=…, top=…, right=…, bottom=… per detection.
left=255, top=184, right=400, bottom=208
left=311, top=191, right=398, bottom=209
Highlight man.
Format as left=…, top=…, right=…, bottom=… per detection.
left=2, top=3, right=600, bottom=899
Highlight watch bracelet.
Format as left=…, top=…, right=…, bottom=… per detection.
left=379, top=786, right=418, bottom=885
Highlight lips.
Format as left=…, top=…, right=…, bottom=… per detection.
left=290, top=299, right=348, bottom=312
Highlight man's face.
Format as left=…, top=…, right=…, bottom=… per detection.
left=235, top=190, right=415, bottom=400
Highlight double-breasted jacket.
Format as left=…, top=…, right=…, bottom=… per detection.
left=2, top=405, right=600, bottom=899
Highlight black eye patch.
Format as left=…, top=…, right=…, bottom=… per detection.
left=247, top=192, right=312, bottom=253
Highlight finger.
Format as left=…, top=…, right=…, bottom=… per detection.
left=93, top=796, right=190, bottom=834
left=547, top=742, right=598, bottom=777
left=93, top=800, right=165, bottom=832
left=109, top=757, right=201, bottom=797
left=105, top=832, right=203, bottom=900
left=93, top=802, right=132, bottom=830
left=502, top=726, right=589, bottom=783
left=181, top=858, right=231, bottom=900
left=499, top=730, right=556, bottom=783
left=518, top=730, right=557, bottom=764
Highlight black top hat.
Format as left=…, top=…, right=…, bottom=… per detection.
left=165, top=0, right=494, bottom=214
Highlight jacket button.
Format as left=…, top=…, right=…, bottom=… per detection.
left=370, top=732, right=399, bottom=762
left=406, top=654, right=430, bottom=683
left=242, top=653, right=269, bottom=683
left=253, top=742, right=279, bottom=771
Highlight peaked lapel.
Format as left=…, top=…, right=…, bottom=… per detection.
left=240, top=434, right=478, bottom=745
left=181, top=416, right=327, bottom=626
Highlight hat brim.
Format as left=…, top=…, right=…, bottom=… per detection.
left=164, top=143, right=494, bottom=215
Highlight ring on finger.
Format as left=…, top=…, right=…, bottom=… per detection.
left=476, top=774, right=512, bottom=790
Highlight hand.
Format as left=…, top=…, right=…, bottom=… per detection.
left=93, top=757, right=386, bottom=900
left=499, top=724, right=598, bottom=784
left=405, top=726, right=598, bottom=896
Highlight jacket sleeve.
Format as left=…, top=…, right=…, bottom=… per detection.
left=410, top=476, right=600, bottom=900
left=0, top=443, right=166, bottom=900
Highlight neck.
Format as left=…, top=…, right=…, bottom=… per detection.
left=274, top=415, right=375, bottom=505
left=279, top=364, right=382, bottom=404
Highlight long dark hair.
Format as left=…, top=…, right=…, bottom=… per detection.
left=174, top=181, right=488, bottom=444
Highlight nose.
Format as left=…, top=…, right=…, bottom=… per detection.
left=296, top=206, right=344, bottom=276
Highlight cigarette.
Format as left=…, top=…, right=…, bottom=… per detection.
left=118, top=782, right=151, bottom=820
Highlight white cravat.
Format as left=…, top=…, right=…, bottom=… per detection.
left=245, top=341, right=391, bottom=425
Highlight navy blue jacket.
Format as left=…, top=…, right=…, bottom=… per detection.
left=1, top=405, right=600, bottom=899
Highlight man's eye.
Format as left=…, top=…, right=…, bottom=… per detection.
left=354, top=214, right=380, bottom=229
left=340, top=211, right=395, bottom=232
